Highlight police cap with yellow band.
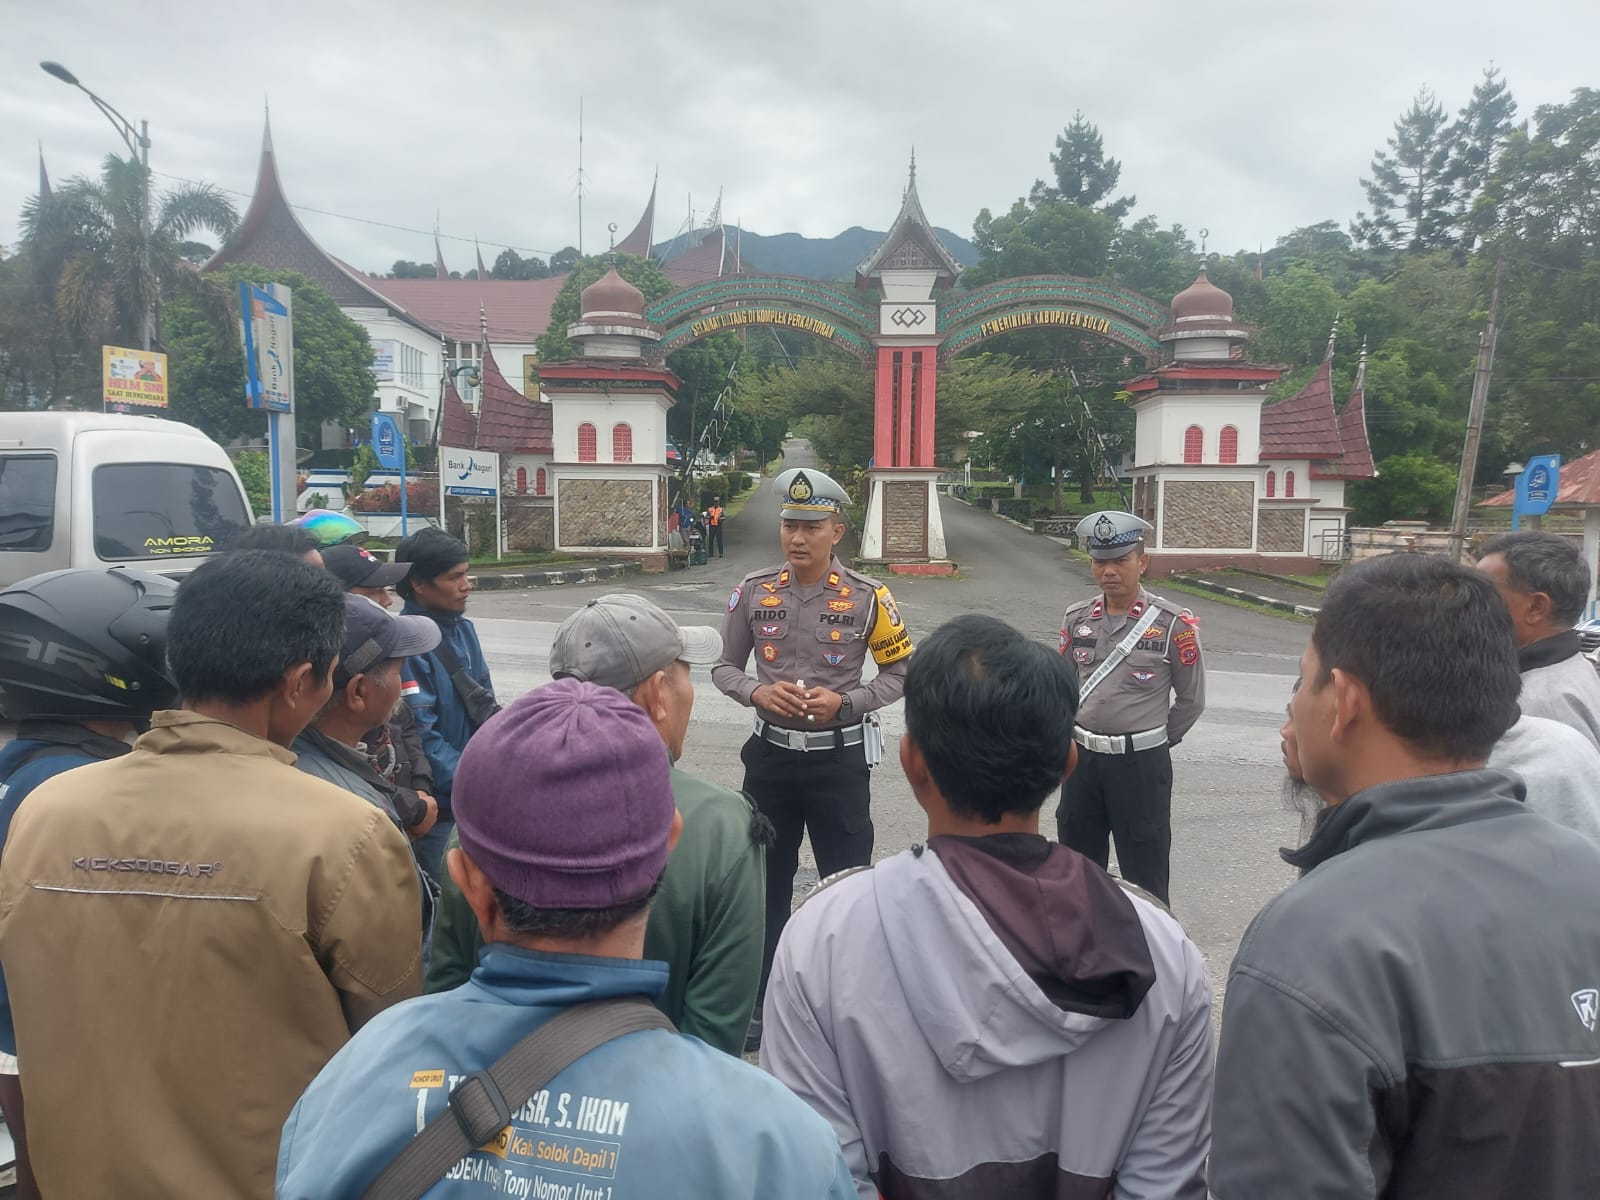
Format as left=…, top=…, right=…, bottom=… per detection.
left=773, top=468, right=851, bottom=521
left=1076, top=509, right=1154, bottom=560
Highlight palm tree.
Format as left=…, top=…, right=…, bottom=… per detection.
left=19, top=153, right=239, bottom=355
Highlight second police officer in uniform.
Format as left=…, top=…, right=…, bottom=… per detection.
left=714, top=468, right=913, bottom=1051
left=1057, top=511, right=1205, bottom=906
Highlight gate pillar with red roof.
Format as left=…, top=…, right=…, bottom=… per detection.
left=855, top=159, right=960, bottom=575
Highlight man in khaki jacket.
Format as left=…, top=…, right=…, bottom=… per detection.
left=0, top=551, right=423, bottom=1199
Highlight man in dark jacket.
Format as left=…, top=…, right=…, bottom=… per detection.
left=427, top=594, right=769, bottom=1056
left=322, top=543, right=438, bottom=839
left=394, top=528, right=496, bottom=880
left=1212, top=553, right=1600, bottom=1197
left=293, top=595, right=442, bottom=952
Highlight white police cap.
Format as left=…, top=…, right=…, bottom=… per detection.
left=773, top=468, right=850, bottom=521
left=1076, top=510, right=1153, bottom=559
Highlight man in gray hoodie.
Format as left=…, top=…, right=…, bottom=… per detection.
left=1214, top=553, right=1600, bottom=1197
left=762, top=614, right=1212, bottom=1200
left=1476, top=530, right=1600, bottom=748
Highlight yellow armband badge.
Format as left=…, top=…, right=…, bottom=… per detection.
left=868, top=585, right=913, bottom=666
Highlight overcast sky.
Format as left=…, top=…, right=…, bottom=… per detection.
left=2, top=0, right=1595, bottom=278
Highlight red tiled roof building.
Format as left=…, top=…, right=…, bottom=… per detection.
left=1121, top=274, right=1375, bottom=574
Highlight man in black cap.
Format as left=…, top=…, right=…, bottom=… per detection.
left=714, top=467, right=913, bottom=1051
left=395, top=528, right=497, bottom=882
left=321, top=543, right=412, bottom=611
left=293, top=595, right=443, bottom=946
left=1055, top=510, right=1205, bottom=905
left=321, top=543, right=438, bottom=842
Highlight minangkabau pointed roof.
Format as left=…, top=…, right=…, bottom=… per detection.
left=207, top=113, right=439, bottom=337
left=856, top=154, right=963, bottom=287
left=439, top=374, right=478, bottom=449
left=614, top=171, right=657, bottom=258
left=473, top=339, right=552, bottom=455
left=1264, top=337, right=1377, bottom=479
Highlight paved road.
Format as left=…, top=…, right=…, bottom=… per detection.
left=0, top=441, right=1308, bottom=1019
left=469, top=440, right=1310, bottom=1015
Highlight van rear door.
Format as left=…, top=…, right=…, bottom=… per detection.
left=78, top=439, right=250, bottom=574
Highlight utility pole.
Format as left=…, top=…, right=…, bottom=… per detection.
left=1448, top=251, right=1507, bottom=562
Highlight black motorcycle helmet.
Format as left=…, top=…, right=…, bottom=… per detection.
left=0, top=568, right=179, bottom=722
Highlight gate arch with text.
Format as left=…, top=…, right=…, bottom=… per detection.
left=936, top=275, right=1165, bottom=363
left=644, top=276, right=876, bottom=362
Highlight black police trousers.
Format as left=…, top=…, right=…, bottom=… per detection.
left=707, top=523, right=725, bottom=556
left=1056, top=743, right=1173, bottom=905
left=741, top=733, right=872, bottom=1001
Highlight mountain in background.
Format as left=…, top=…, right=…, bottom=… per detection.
left=654, top=224, right=981, bottom=281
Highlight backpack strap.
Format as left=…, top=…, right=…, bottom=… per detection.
left=359, top=997, right=673, bottom=1200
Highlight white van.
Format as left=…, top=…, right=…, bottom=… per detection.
left=0, top=413, right=254, bottom=588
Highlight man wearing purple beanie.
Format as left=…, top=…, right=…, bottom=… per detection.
left=277, top=678, right=854, bottom=1199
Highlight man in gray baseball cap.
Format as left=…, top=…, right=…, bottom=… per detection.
left=426, top=594, right=771, bottom=1055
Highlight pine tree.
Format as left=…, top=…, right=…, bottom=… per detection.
left=1448, top=66, right=1518, bottom=249
left=1030, top=111, right=1136, bottom=218
left=1352, top=89, right=1459, bottom=252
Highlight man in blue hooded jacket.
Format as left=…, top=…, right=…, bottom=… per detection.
left=276, top=679, right=853, bottom=1199
left=396, top=528, right=496, bottom=880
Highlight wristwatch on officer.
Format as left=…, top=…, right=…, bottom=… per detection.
left=838, top=692, right=854, bottom=722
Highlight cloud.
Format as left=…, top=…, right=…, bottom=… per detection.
left=3, top=0, right=1597, bottom=275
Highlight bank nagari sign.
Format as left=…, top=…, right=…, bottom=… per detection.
left=441, top=447, right=500, bottom=498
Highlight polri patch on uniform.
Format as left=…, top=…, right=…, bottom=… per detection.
left=760, top=594, right=783, bottom=608
left=838, top=584, right=852, bottom=598
left=1130, top=669, right=1156, bottom=682
left=825, top=652, right=845, bottom=665
left=830, top=629, right=842, bottom=642
left=728, top=586, right=742, bottom=612
left=1074, top=647, right=1095, bottom=665
left=828, top=599, right=855, bottom=612
left=762, top=643, right=778, bottom=663
left=760, top=623, right=782, bottom=636
left=1075, top=624, right=1094, bottom=638
left=1058, top=630, right=1069, bottom=654
left=1175, top=628, right=1199, bottom=666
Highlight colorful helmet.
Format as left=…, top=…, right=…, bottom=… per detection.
left=291, top=509, right=366, bottom=547
left=0, top=568, right=179, bottom=721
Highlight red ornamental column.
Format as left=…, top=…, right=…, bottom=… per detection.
left=915, top=350, right=937, bottom=467
left=874, top=346, right=895, bottom=467
left=896, top=350, right=914, bottom=468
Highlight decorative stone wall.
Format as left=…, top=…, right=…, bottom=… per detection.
left=505, top=500, right=554, bottom=552
left=1161, top=481, right=1253, bottom=549
left=884, top=481, right=928, bottom=557
left=559, top=479, right=653, bottom=547
left=1257, top=507, right=1307, bottom=554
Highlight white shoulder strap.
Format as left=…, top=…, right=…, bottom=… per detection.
left=1078, top=606, right=1162, bottom=704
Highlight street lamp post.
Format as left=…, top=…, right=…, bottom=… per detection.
left=40, top=61, right=153, bottom=352
left=1504, top=461, right=1526, bottom=531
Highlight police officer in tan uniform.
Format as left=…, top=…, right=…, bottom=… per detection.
left=1057, top=511, right=1204, bottom=905
left=713, top=467, right=912, bottom=1050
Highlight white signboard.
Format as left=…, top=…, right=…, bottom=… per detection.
left=371, top=339, right=396, bottom=383
left=441, top=447, right=500, bottom=497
